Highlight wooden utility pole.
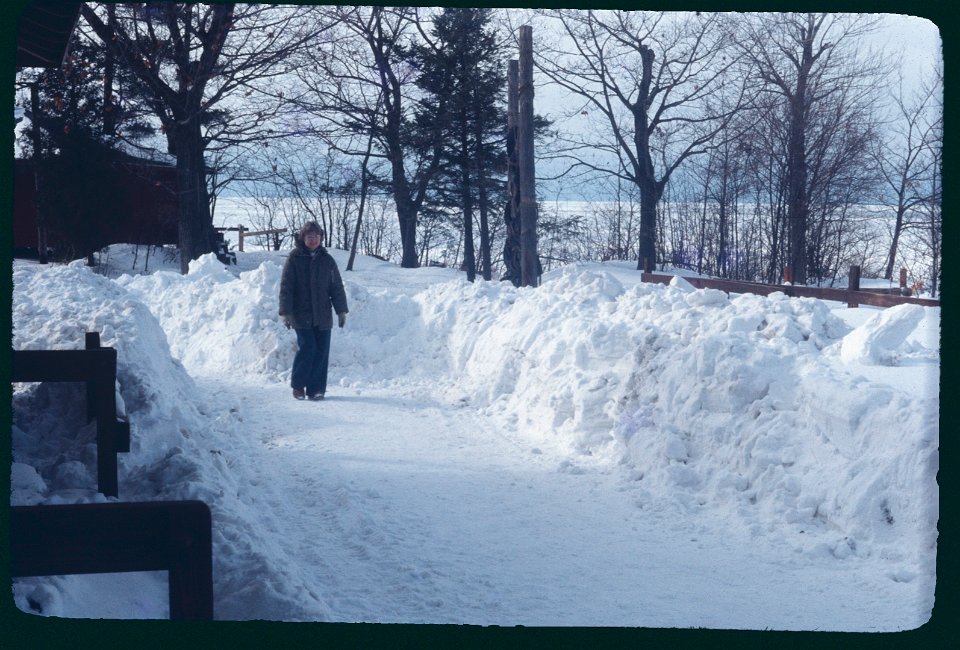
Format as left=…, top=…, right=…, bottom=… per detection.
left=502, top=59, right=521, bottom=286
left=517, top=25, right=539, bottom=287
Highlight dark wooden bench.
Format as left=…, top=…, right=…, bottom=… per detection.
left=11, top=332, right=130, bottom=497
left=10, top=500, right=213, bottom=619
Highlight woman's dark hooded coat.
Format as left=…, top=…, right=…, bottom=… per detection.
left=278, top=239, right=349, bottom=330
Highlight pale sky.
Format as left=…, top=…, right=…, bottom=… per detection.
left=875, top=13, right=942, bottom=80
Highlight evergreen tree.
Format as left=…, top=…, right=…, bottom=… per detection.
left=410, top=8, right=507, bottom=281
left=17, top=39, right=156, bottom=262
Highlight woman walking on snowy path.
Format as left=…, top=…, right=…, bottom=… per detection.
left=279, top=221, right=349, bottom=400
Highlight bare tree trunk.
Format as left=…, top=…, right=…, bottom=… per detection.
left=697, top=181, right=709, bottom=275
left=461, top=138, right=476, bottom=281
left=380, top=34, right=414, bottom=266
left=884, top=207, right=906, bottom=280
left=927, top=151, right=941, bottom=296
left=385, top=97, right=419, bottom=267
left=517, top=26, right=539, bottom=287
left=637, top=176, right=660, bottom=272
left=348, top=137, right=374, bottom=271
left=786, top=92, right=809, bottom=284
left=717, top=152, right=730, bottom=277
left=102, top=5, right=117, bottom=137
left=174, top=116, right=217, bottom=274
left=475, top=116, right=492, bottom=281
left=767, top=206, right=784, bottom=284
left=929, top=211, right=940, bottom=297
left=29, top=83, right=48, bottom=264
left=477, top=170, right=492, bottom=281
left=632, top=44, right=658, bottom=272
left=502, top=59, right=522, bottom=286
left=396, top=192, right=419, bottom=268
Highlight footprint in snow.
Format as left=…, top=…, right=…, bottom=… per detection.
left=558, top=460, right=586, bottom=475
left=888, top=569, right=916, bottom=583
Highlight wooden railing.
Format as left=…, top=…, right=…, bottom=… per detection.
left=11, top=332, right=129, bottom=497
left=11, top=332, right=215, bottom=619
left=10, top=501, right=213, bottom=619
left=215, top=225, right=286, bottom=252
left=640, top=264, right=940, bottom=309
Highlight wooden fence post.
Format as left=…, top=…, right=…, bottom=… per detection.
left=80, top=331, right=121, bottom=495
left=847, top=265, right=861, bottom=308
left=13, top=333, right=129, bottom=496
left=518, top=25, right=539, bottom=288
left=85, top=331, right=100, bottom=422
left=900, top=268, right=908, bottom=295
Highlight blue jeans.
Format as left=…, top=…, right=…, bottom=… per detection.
left=291, top=327, right=332, bottom=396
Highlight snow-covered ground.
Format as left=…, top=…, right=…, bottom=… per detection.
left=10, top=242, right=939, bottom=631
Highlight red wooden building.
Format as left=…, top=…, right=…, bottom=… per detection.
left=14, top=1, right=179, bottom=259
left=13, top=154, right=180, bottom=258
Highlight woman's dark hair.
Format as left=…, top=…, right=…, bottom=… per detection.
left=299, top=221, right=324, bottom=240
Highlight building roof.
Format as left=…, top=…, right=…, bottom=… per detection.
left=16, top=1, right=81, bottom=69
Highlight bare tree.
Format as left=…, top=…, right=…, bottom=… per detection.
left=803, top=78, right=882, bottom=283
left=294, top=6, right=447, bottom=269
left=678, top=113, right=755, bottom=279
left=255, top=144, right=370, bottom=251
left=922, top=133, right=942, bottom=297
left=79, top=3, right=330, bottom=272
left=532, top=10, right=749, bottom=271
left=347, top=131, right=378, bottom=271
left=925, top=75, right=943, bottom=297
left=735, top=12, right=884, bottom=284
left=896, top=63, right=943, bottom=297
left=873, top=69, right=941, bottom=281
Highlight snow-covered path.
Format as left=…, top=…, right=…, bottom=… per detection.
left=206, top=376, right=925, bottom=630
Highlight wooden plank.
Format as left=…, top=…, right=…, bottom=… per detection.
left=640, top=273, right=940, bottom=308
left=848, top=265, right=861, bottom=308
left=12, top=344, right=126, bottom=496
left=214, top=227, right=284, bottom=236
left=11, top=501, right=213, bottom=620
left=114, top=420, right=131, bottom=453
left=851, top=292, right=940, bottom=308
left=242, top=228, right=285, bottom=237
left=12, top=348, right=116, bottom=383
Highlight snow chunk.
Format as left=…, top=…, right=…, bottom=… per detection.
left=188, top=252, right=237, bottom=282
left=840, top=304, right=925, bottom=365
left=11, top=461, right=47, bottom=502
left=669, top=275, right=695, bottom=292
